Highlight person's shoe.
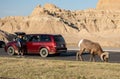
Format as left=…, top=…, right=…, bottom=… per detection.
left=17, top=55, right=21, bottom=58
left=21, top=55, right=25, bottom=58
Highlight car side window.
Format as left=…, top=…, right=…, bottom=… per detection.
left=29, top=35, right=40, bottom=42
left=31, top=36, right=40, bottom=42
left=24, top=35, right=31, bottom=42
left=40, top=35, right=51, bottom=42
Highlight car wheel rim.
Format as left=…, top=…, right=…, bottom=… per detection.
left=9, top=48, right=13, bottom=54
left=8, top=47, right=14, bottom=55
left=40, top=48, right=48, bottom=57
left=42, top=50, right=47, bottom=55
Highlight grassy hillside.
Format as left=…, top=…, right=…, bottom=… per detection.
left=0, top=57, right=120, bottom=79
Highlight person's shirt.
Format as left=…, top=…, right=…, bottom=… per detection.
left=16, top=38, right=23, bottom=47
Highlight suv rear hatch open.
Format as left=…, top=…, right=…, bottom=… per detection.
left=53, top=35, right=67, bottom=52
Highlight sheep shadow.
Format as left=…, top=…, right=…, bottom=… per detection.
left=48, top=50, right=102, bottom=62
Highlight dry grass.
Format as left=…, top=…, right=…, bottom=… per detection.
left=0, top=57, right=120, bottom=79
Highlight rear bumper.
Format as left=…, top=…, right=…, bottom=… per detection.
left=49, top=48, right=67, bottom=54
left=56, top=48, right=67, bottom=53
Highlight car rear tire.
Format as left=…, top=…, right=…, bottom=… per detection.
left=7, top=46, right=15, bottom=56
left=40, top=48, right=49, bottom=57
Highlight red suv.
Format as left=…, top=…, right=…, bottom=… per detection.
left=5, top=34, right=67, bottom=57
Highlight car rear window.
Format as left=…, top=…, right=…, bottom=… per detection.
left=54, top=35, right=65, bottom=42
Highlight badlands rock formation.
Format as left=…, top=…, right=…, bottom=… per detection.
left=0, top=3, right=120, bottom=47
left=97, top=0, right=120, bottom=10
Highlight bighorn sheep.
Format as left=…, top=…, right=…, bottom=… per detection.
left=76, top=39, right=109, bottom=62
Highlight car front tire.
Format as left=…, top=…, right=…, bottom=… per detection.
left=40, top=48, right=49, bottom=57
left=7, top=46, right=15, bottom=56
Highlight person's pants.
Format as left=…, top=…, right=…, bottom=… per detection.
left=18, top=47, right=23, bottom=54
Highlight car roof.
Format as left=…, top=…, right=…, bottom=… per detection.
left=25, top=34, right=61, bottom=36
left=14, top=32, right=26, bottom=35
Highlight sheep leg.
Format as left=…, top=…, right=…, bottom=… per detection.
left=79, top=49, right=84, bottom=61
left=90, top=50, right=93, bottom=61
left=93, top=55, right=95, bottom=62
left=76, top=51, right=83, bottom=61
left=79, top=54, right=84, bottom=61
left=90, top=54, right=93, bottom=61
left=89, top=50, right=95, bottom=62
left=76, top=51, right=79, bottom=61
left=90, top=54, right=96, bottom=62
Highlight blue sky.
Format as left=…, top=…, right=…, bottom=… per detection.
left=0, top=0, right=98, bottom=18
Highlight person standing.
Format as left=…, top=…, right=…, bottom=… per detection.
left=16, top=35, right=24, bottom=57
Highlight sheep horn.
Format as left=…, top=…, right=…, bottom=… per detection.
left=100, top=52, right=109, bottom=61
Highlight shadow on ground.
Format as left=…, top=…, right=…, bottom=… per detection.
left=0, top=48, right=120, bottom=63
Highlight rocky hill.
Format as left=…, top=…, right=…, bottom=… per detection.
left=97, top=0, right=120, bottom=10
left=0, top=3, right=120, bottom=47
